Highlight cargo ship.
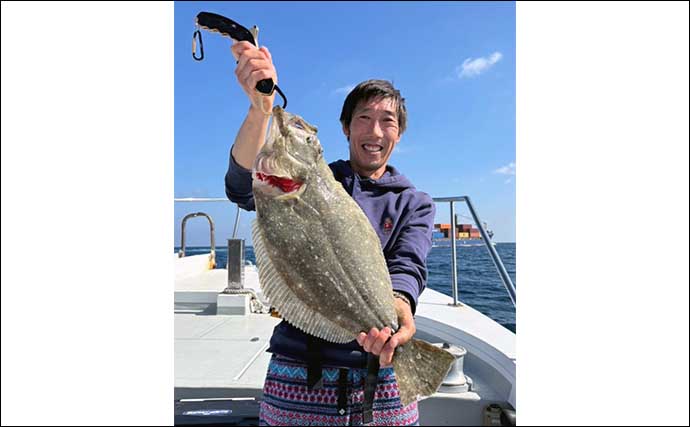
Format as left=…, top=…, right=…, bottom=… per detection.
left=432, top=219, right=496, bottom=247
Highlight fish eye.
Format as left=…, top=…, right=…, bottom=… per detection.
left=306, top=137, right=313, bottom=144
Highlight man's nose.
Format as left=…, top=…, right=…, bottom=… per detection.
left=368, top=119, right=384, bottom=138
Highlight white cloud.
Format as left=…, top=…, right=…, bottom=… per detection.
left=334, top=84, right=356, bottom=95
left=456, top=52, right=503, bottom=79
left=493, top=161, right=515, bottom=175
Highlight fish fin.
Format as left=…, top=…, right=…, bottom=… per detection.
left=392, top=338, right=456, bottom=407
left=252, top=219, right=355, bottom=344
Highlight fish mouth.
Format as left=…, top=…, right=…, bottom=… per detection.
left=254, top=172, right=303, bottom=194
left=253, top=155, right=303, bottom=195
left=253, top=106, right=314, bottom=197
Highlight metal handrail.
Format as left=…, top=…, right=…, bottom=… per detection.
left=178, top=212, right=216, bottom=258
left=433, top=196, right=516, bottom=307
left=232, top=205, right=241, bottom=239
left=174, top=196, right=516, bottom=307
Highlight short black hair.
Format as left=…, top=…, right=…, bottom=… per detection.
left=339, top=79, right=407, bottom=135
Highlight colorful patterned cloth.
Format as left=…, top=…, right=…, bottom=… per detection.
left=260, top=354, right=420, bottom=426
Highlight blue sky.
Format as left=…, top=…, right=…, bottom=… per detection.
left=174, top=1, right=515, bottom=246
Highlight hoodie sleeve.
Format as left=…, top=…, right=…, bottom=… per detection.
left=387, top=193, right=435, bottom=314
left=224, top=146, right=256, bottom=211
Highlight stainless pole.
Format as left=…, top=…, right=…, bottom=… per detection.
left=450, top=201, right=459, bottom=306
left=464, top=197, right=516, bottom=306
left=232, top=205, right=241, bottom=239
left=226, top=238, right=245, bottom=289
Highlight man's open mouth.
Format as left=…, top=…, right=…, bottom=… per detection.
left=362, top=144, right=383, bottom=152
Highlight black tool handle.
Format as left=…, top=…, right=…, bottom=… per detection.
left=196, top=12, right=275, bottom=95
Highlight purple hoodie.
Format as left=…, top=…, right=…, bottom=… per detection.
left=225, top=151, right=435, bottom=368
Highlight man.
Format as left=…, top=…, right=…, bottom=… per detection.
left=225, top=41, right=434, bottom=426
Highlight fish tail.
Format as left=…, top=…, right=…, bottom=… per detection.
left=392, top=338, right=456, bottom=407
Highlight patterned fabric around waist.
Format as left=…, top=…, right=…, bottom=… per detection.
left=260, top=354, right=419, bottom=426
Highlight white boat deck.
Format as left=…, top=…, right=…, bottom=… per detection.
left=174, top=253, right=515, bottom=425
left=175, top=313, right=280, bottom=397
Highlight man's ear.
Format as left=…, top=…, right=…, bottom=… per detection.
left=342, top=124, right=350, bottom=141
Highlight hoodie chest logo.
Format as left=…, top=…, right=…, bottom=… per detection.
left=382, top=217, right=394, bottom=234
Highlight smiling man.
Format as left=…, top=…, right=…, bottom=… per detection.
left=342, top=94, right=403, bottom=179
left=225, top=41, right=435, bottom=427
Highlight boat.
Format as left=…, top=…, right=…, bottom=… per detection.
left=433, top=213, right=498, bottom=248
left=432, top=238, right=497, bottom=248
left=174, top=196, right=516, bottom=426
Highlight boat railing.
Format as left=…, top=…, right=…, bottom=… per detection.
left=432, top=196, right=516, bottom=307
left=178, top=211, right=216, bottom=258
left=174, top=195, right=516, bottom=308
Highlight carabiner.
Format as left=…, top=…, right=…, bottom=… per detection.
left=192, top=29, right=204, bottom=61
left=274, top=85, right=288, bottom=109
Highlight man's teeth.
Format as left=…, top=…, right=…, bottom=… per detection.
left=363, top=144, right=383, bottom=152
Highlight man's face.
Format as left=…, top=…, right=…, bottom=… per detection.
left=343, top=97, right=401, bottom=179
